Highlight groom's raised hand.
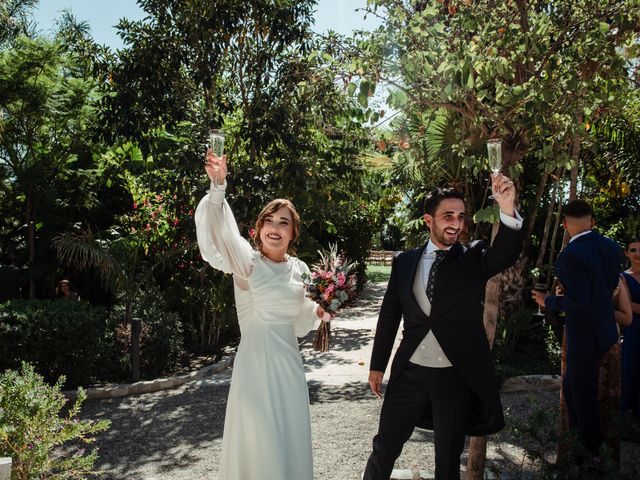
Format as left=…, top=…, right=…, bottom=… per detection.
left=369, top=370, right=384, bottom=398
left=491, top=173, right=516, bottom=217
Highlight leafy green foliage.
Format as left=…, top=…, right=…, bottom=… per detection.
left=508, top=400, right=640, bottom=479
left=0, top=300, right=108, bottom=388
left=0, top=363, right=110, bottom=479
left=493, top=308, right=560, bottom=381
left=348, top=0, right=640, bottom=251
left=0, top=34, right=103, bottom=296
left=0, top=0, right=37, bottom=47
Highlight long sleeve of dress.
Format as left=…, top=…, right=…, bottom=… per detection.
left=195, top=181, right=254, bottom=280
left=294, top=260, right=319, bottom=338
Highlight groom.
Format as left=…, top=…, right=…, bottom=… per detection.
left=363, top=174, right=523, bottom=480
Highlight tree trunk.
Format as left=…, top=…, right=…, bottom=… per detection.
left=546, top=186, right=565, bottom=285
left=557, top=129, right=581, bottom=461
left=523, top=168, right=550, bottom=250
left=535, top=170, right=560, bottom=270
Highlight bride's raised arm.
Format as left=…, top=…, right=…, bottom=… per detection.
left=195, top=152, right=254, bottom=280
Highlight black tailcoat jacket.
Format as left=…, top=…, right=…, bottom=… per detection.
left=370, top=222, right=524, bottom=436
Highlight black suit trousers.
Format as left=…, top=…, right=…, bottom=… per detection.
left=363, top=362, right=473, bottom=480
left=564, top=342, right=609, bottom=455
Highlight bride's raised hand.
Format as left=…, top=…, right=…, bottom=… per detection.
left=204, top=148, right=227, bottom=185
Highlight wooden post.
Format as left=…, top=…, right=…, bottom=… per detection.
left=0, top=457, right=11, bottom=480
left=131, top=317, right=141, bottom=382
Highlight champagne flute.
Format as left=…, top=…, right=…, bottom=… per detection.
left=487, top=138, right=502, bottom=199
left=207, top=129, right=225, bottom=187
left=533, top=282, right=547, bottom=317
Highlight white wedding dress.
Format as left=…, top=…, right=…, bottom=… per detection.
left=195, top=182, right=318, bottom=480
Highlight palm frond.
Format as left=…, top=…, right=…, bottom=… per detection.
left=592, top=117, right=640, bottom=182
left=53, top=230, right=118, bottom=288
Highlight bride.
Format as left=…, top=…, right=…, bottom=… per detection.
left=195, top=149, right=327, bottom=479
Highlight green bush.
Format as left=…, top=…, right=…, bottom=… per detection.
left=0, top=300, right=108, bottom=388
left=0, top=362, right=110, bottom=480
left=493, top=308, right=561, bottom=382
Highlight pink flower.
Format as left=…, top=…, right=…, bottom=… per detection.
left=151, top=211, right=157, bottom=219
left=337, top=272, right=346, bottom=287
left=133, top=201, right=138, bottom=209
left=324, top=271, right=333, bottom=280
left=173, top=218, right=179, bottom=226
left=322, top=283, right=335, bottom=301
left=311, top=272, right=318, bottom=279
left=156, top=194, right=163, bottom=201
left=249, top=228, right=256, bottom=238
left=145, top=223, right=151, bottom=232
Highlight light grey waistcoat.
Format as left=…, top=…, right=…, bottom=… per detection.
left=408, top=254, right=453, bottom=367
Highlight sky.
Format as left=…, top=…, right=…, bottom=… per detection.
left=33, top=0, right=381, bottom=50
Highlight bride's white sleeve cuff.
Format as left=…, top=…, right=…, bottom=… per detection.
left=207, top=180, right=227, bottom=206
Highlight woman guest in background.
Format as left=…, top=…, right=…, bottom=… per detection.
left=622, top=239, right=640, bottom=422
left=56, top=279, right=79, bottom=301
left=195, top=149, right=327, bottom=480
left=598, top=272, right=632, bottom=464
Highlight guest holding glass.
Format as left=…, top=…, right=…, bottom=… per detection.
left=598, top=273, right=632, bottom=464
left=532, top=200, right=623, bottom=456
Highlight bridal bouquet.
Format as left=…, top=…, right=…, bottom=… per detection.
left=302, top=244, right=357, bottom=352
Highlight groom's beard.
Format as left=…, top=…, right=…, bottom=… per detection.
left=431, top=220, right=461, bottom=247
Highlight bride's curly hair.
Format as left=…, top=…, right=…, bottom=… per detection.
left=253, top=199, right=301, bottom=255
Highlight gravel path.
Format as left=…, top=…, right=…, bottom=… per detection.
left=79, top=282, right=639, bottom=479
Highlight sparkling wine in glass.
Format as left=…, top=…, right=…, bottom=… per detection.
left=487, top=138, right=502, bottom=199
left=533, top=282, right=547, bottom=317
left=207, top=129, right=225, bottom=186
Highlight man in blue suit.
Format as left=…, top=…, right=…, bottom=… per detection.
left=532, top=200, right=623, bottom=455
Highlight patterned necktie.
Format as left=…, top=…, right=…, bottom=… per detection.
left=426, top=250, right=447, bottom=303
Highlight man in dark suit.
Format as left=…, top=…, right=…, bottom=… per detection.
left=532, top=200, right=623, bottom=456
left=363, top=175, right=523, bottom=480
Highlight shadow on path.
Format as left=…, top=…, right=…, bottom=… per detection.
left=308, top=380, right=371, bottom=404
left=302, top=328, right=372, bottom=371
left=81, top=381, right=229, bottom=479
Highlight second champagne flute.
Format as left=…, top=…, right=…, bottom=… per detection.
left=487, top=138, right=502, bottom=199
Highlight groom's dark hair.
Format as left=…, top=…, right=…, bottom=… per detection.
left=423, top=188, right=465, bottom=216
